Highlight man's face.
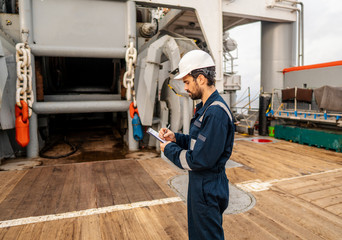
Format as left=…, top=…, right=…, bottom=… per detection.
left=183, top=75, right=202, bottom=100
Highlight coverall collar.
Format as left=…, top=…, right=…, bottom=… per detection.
left=195, top=90, right=220, bottom=115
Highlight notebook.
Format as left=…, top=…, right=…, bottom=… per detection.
left=147, top=128, right=166, bottom=143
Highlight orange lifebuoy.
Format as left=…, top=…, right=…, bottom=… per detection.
left=15, top=101, right=30, bottom=147
left=129, top=102, right=139, bottom=119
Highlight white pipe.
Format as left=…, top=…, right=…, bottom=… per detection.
left=33, top=101, right=130, bottom=114
left=127, top=111, right=139, bottom=151
left=127, top=1, right=137, bottom=44
left=19, top=0, right=33, bottom=43
left=27, top=54, right=39, bottom=158
left=299, top=2, right=304, bottom=65
left=278, top=0, right=300, bottom=4
left=274, top=0, right=304, bottom=66
left=30, top=45, right=126, bottom=58
left=44, top=94, right=121, bottom=102
left=268, top=4, right=299, bottom=11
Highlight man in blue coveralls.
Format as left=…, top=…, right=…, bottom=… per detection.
left=159, top=49, right=235, bottom=240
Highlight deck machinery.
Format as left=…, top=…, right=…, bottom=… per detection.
left=0, top=0, right=300, bottom=161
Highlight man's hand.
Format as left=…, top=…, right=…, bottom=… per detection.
left=160, top=141, right=171, bottom=152
left=159, top=128, right=176, bottom=142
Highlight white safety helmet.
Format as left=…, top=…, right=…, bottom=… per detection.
left=174, top=50, right=215, bottom=80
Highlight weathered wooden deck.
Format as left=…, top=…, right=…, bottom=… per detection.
left=0, top=132, right=342, bottom=239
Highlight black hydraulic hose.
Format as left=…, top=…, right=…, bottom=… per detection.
left=154, top=18, right=159, bottom=35
left=39, top=136, right=78, bottom=159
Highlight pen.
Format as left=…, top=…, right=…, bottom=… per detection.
left=164, top=124, right=170, bottom=137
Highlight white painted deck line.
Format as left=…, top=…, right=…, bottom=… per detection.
left=236, top=168, right=342, bottom=192
left=0, top=197, right=183, bottom=228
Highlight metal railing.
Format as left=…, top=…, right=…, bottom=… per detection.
left=232, top=87, right=260, bottom=128
left=269, top=88, right=342, bottom=127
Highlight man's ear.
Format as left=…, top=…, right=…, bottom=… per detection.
left=197, top=74, right=207, bottom=86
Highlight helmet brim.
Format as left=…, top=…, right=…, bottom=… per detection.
left=173, top=71, right=188, bottom=80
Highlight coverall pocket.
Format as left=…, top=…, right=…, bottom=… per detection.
left=202, top=178, right=214, bottom=206
left=189, top=176, right=207, bottom=207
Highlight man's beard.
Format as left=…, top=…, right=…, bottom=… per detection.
left=188, top=84, right=202, bottom=100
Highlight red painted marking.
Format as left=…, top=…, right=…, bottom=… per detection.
left=252, top=139, right=273, bottom=143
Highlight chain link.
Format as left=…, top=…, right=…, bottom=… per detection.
left=123, top=41, right=137, bottom=101
left=132, top=90, right=137, bottom=108
left=16, top=43, right=33, bottom=117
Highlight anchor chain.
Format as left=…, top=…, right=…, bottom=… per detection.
left=123, top=41, right=137, bottom=104
left=16, top=43, right=33, bottom=117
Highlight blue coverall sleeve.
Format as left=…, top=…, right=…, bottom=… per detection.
left=164, top=108, right=229, bottom=171
left=174, top=132, right=190, bottom=149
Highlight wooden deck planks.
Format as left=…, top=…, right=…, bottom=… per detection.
left=0, top=170, right=27, bottom=205
left=313, top=194, right=342, bottom=209
left=138, top=158, right=182, bottom=198
left=276, top=171, right=342, bottom=193
left=222, top=185, right=342, bottom=240
left=239, top=141, right=339, bottom=172
left=0, top=168, right=43, bottom=221
left=114, top=160, right=154, bottom=203
left=298, top=186, right=342, bottom=201
left=326, top=203, right=342, bottom=216
left=11, top=167, right=55, bottom=220
left=76, top=163, right=97, bottom=211
left=0, top=133, right=342, bottom=239
left=113, top=160, right=167, bottom=203
left=55, top=218, right=80, bottom=240
left=35, top=166, right=69, bottom=217
left=0, top=159, right=168, bottom=222
left=117, top=208, right=151, bottom=239
left=103, top=161, right=130, bottom=205
left=230, top=139, right=342, bottom=184
left=129, top=161, right=168, bottom=200
left=223, top=213, right=278, bottom=240
left=223, top=138, right=342, bottom=239
left=93, top=162, right=115, bottom=207
left=247, top=200, right=324, bottom=240
left=39, top=219, right=68, bottom=240
left=0, top=226, right=23, bottom=239
left=56, top=165, right=80, bottom=214
left=161, top=202, right=188, bottom=235
left=79, top=215, right=102, bottom=240
left=226, top=164, right=259, bottom=183
left=259, top=189, right=342, bottom=239
left=147, top=204, right=188, bottom=239
left=99, top=211, right=134, bottom=240
left=0, top=202, right=188, bottom=240
left=273, top=169, right=342, bottom=217
left=133, top=207, right=171, bottom=239
left=243, top=209, right=303, bottom=239
left=272, top=141, right=342, bottom=163
left=17, top=223, right=44, bottom=240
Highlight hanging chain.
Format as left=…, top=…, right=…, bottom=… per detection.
left=16, top=43, right=33, bottom=117
left=123, top=41, right=137, bottom=103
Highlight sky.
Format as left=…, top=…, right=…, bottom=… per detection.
left=228, top=0, right=342, bottom=109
